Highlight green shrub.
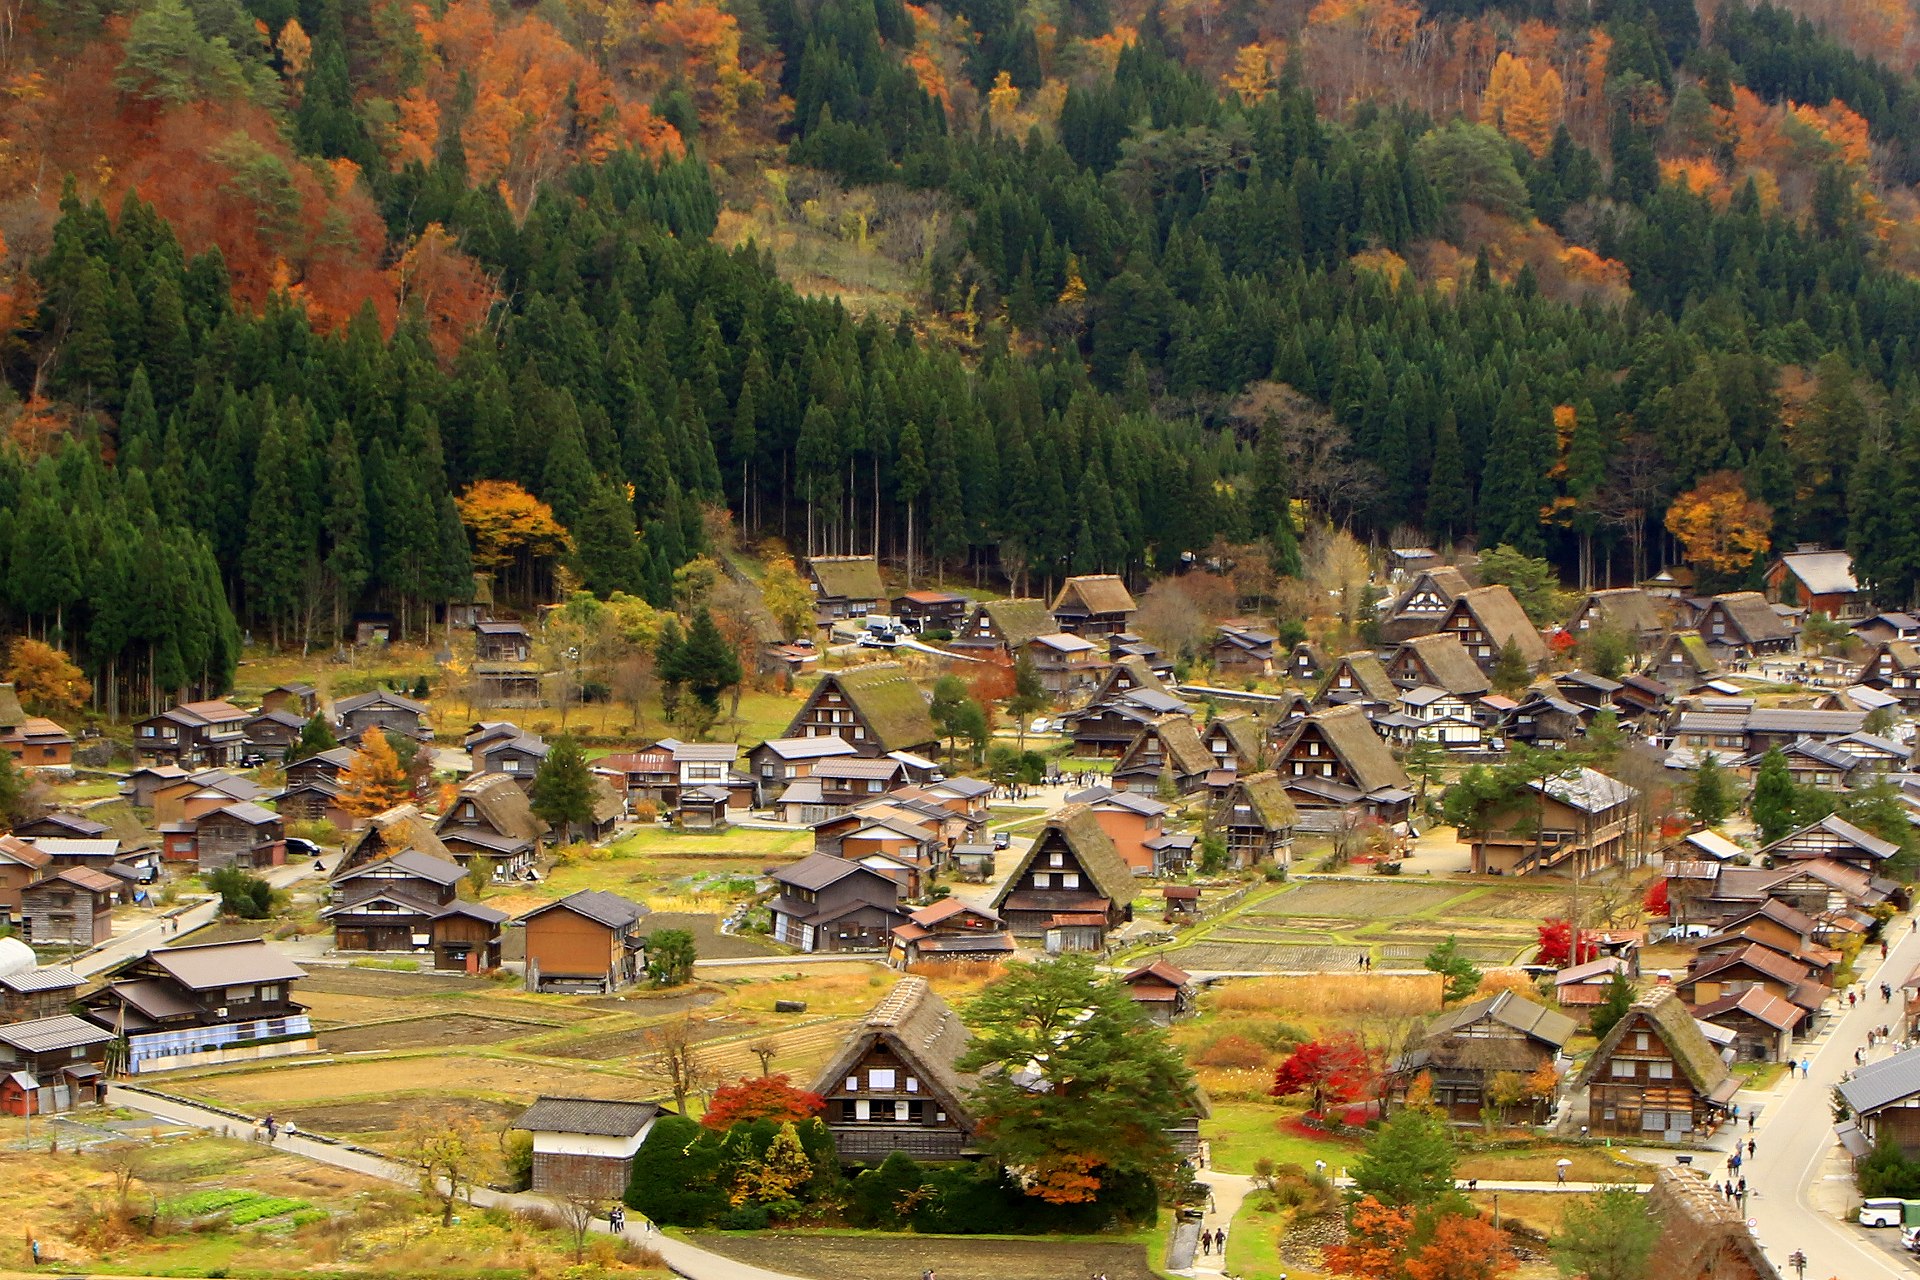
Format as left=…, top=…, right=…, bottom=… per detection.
left=717, top=1203, right=770, bottom=1230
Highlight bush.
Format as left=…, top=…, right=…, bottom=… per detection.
left=501, top=1130, right=533, bottom=1188
left=1195, top=1033, right=1273, bottom=1070
left=717, top=1203, right=770, bottom=1230
left=847, top=1152, right=927, bottom=1229
left=206, top=866, right=273, bottom=918
left=625, top=1116, right=730, bottom=1226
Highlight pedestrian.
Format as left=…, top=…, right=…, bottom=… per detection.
left=1883, top=941, right=1891, bottom=959
left=1739, top=1177, right=1747, bottom=1196
left=1799, top=1057, right=1810, bottom=1077
left=1748, top=1110, right=1756, bottom=1130
left=264, top=1113, right=277, bottom=1142
left=1911, top=917, right=1916, bottom=933
left=1884, top=982, right=1893, bottom=1002
left=29, top=1238, right=38, bottom=1265
left=1850, top=991, right=1857, bottom=1008
left=610, top=1205, right=624, bottom=1234
left=1217, top=1226, right=1228, bottom=1248
left=1200, top=1230, right=1211, bottom=1256
left=1557, top=1165, right=1567, bottom=1184
left=1748, top=1138, right=1755, bottom=1158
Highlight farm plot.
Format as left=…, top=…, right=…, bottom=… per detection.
left=282, top=1096, right=523, bottom=1138
left=1448, top=886, right=1574, bottom=921
left=1164, top=940, right=1369, bottom=971
left=1377, top=938, right=1532, bottom=965
left=319, top=1014, right=543, bottom=1054
left=1246, top=880, right=1469, bottom=918
left=171, top=1053, right=655, bottom=1111
left=690, top=1232, right=1157, bottom=1280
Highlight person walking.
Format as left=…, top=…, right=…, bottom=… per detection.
left=263, top=1113, right=277, bottom=1142
left=1747, top=1138, right=1756, bottom=1159
left=1200, top=1230, right=1211, bottom=1257
left=1799, top=1057, right=1810, bottom=1077
left=609, top=1205, right=624, bottom=1234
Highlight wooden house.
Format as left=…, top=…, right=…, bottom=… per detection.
left=323, top=849, right=507, bottom=970
left=435, top=774, right=548, bottom=877
left=989, top=806, right=1134, bottom=947
left=810, top=977, right=979, bottom=1160
left=1063, top=684, right=1189, bottom=759
left=0, top=1015, right=113, bottom=1115
left=334, top=689, right=433, bottom=744
left=336, top=804, right=455, bottom=875
left=151, top=769, right=268, bottom=827
left=1611, top=674, right=1674, bottom=725
left=515, top=890, right=651, bottom=993
left=24, top=836, right=157, bottom=890
left=888, top=899, right=1014, bottom=967
left=79, top=939, right=313, bottom=1074
left=1200, top=714, right=1262, bottom=773
left=0, top=937, right=81, bottom=1026
left=1757, top=814, right=1898, bottom=870
left=593, top=744, right=679, bottom=806
left=769, top=853, right=906, bottom=953
left=1677, top=944, right=1828, bottom=1021
left=1499, top=690, right=1588, bottom=749
left=276, top=777, right=350, bottom=830
left=474, top=621, right=533, bottom=663
left=782, top=664, right=938, bottom=759
left=2, top=716, right=74, bottom=770
left=1567, top=588, right=1666, bottom=649
left=1217, top=771, right=1297, bottom=868
left=1386, top=633, right=1491, bottom=700
left=1465, top=766, right=1636, bottom=877
left=1856, top=611, right=1920, bottom=644
left=1856, top=641, right=1920, bottom=706
left=1286, top=641, right=1329, bottom=683
left=120, top=765, right=189, bottom=808
left=472, top=730, right=549, bottom=787
left=1122, top=960, right=1195, bottom=1025
left=1380, top=567, right=1471, bottom=642
left=134, top=699, right=250, bottom=767
left=1642, top=1167, right=1781, bottom=1280
left=1552, top=957, right=1631, bottom=1024
left=1269, top=705, right=1413, bottom=826
left=747, top=736, right=860, bottom=800
left=1837, top=1047, right=1920, bottom=1157
left=948, top=598, right=1056, bottom=662
left=675, top=785, right=731, bottom=830
left=804, top=556, right=887, bottom=626
left=286, top=747, right=355, bottom=790
left=1022, top=632, right=1108, bottom=697
left=190, top=802, right=286, bottom=873
left=1765, top=739, right=1867, bottom=791
left=1108, top=632, right=1174, bottom=680
left=1391, top=992, right=1574, bottom=1124
left=1398, top=686, right=1481, bottom=745
left=1315, top=650, right=1398, bottom=710
left=1050, top=574, right=1138, bottom=638
left=814, top=809, right=942, bottom=896
left=1553, top=669, right=1624, bottom=710
left=1766, top=546, right=1867, bottom=619
left=1649, top=631, right=1724, bottom=690
left=1689, top=987, right=1804, bottom=1063
left=473, top=622, right=541, bottom=704
left=19, top=868, right=116, bottom=946
left=1211, top=625, right=1278, bottom=678
left=242, top=709, right=306, bottom=762
left=261, top=683, right=318, bottom=718
left=1696, top=592, right=1797, bottom=661
left=1436, top=585, right=1550, bottom=674
left=1577, top=987, right=1734, bottom=1140
left=512, top=1097, right=669, bottom=1199
left=809, top=756, right=908, bottom=812
left=1740, top=708, right=1864, bottom=754
left=1111, top=714, right=1215, bottom=796
left=890, top=590, right=970, bottom=634
left=0, top=837, right=49, bottom=921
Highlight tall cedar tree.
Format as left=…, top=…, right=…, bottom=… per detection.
left=1689, top=753, right=1735, bottom=826
left=1349, top=1107, right=1461, bottom=1211
left=291, top=713, right=338, bottom=762
left=958, top=955, right=1195, bottom=1207
left=339, top=730, right=412, bottom=818
left=1589, top=969, right=1636, bottom=1041
left=677, top=608, right=742, bottom=712
left=1751, top=746, right=1798, bottom=845
left=530, top=735, right=597, bottom=839
left=1552, top=1184, right=1660, bottom=1280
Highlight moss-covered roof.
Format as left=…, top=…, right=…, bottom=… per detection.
left=1227, top=770, right=1297, bottom=832
left=1579, top=987, right=1730, bottom=1097
left=808, top=663, right=938, bottom=752
left=807, top=556, right=886, bottom=602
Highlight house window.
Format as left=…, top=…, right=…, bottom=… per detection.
left=1610, top=1060, right=1635, bottom=1078
left=854, top=1099, right=870, bottom=1120
left=846, top=1076, right=859, bottom=1091
left=1634, top=1033, right=1648, bottom=1051
left=870, top=1068, right=897, bottom=1089
left=1062, top=873, right=1080, bottom=889
left=1648, top=1061, right=1672, bottom=1079
left=1050, top=853, right=1064, bottom=868
left=906, top=1077, right=919, bottom=1092
left=1033, top=872, right=1051, bottom=888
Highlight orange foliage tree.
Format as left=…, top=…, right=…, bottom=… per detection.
left=1664, top=471, right=1772, bottom=575
left=700, top=1075, right=825, bottom=1130
left=391, top=223, right=498, bottom=363
left=6, top=638, right=91, bottom=714
left=339, top=730, right=413, bottom=819
left=1481, top=51, right=1562, bottom=156
left=1403, top=1215, right=1514, bottom=1280
left=456, top=481, right=573, bottom=571
left=1323, top=1195, right=1414, bottom=1279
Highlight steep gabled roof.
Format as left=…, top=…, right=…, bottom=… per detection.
left=0, top=684, right=24, bottom=730
left=1224, top=771, right=1298, bottom=832
left=517, top=889, right=650, bottom=930
left=1449, top=585, right=1550, bottom=665
left=798, top=664, right=937, bottom=752
left=345, top=804, right=453, bottom=868
left=991, top=805, right=1136, bottom=912
left=973, top=599, right=1056, bottom=650
left=806, top=556, right=886, bottom=601
left=1122, top=714, right=1215, bottom=778
left=1052, top=574, right=1137, bottom=617
left=1424, top=990, right=1576, bottom=1048
left=1775, top=549, right=1858, bottom=596
left=1578, top=987, right=1729, bottom=1097
left=810, top=977, right=977, bottom=1128
left=1206, top=713, right=1263, bottom=766
left=1282, top=705, right=1410, bottom=794
left=1578, top=587, right=1664, bottom=634
left=438, top=773, right=549, bottom=843
left=1386, top=567, right=1471, bottom=619
left=1395, top=633, right=1491, bottom=697
left=1316, top=651, right=1398, bottom=704
left=1704, top=592, right=1795, bottom=645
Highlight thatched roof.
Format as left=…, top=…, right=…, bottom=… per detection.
left=1451, top=585, right=1549, bottom=666
left=1394, top=634, right=1490, bottom=697
left=341, top=804, right=453, bottom=871
left=0, top=684, right=24, bottom=730
left=438, top=773, right=549, bottom=843
left=1207, top=713, right=1262, bottom=766
left=1659, top=631, right=1723, bottom=676
left=1292, top=705, right=1409, bottom=794
left=975, top=599, right=1056, bottom=650
left=1579, top=587, right=1664, bottom=635
left=807, top=556, right=886, bottom=602
left=1122, top=714, right=1215, bottom=778
left=1052, top=575, right=1137, bottom=618
left=1225, top=771, right=1297, bottom=832
left=1316, top=651, right=1398, bottom=704
left=804, top=664, right=937, bottom=753
left=1579, top=987, right=1730, bottom=1098
left=810, top=977, right=978, bottom=1129
left=1645, top=1168, right=1782, bottom=1280
left=1706, top=592, right=1795, bottom=645
left=1387, top=567, right=1471, bottom=619
left=1110, top=655, right=1172, bottom=699
left=993, top=804, right=1136, bottom=911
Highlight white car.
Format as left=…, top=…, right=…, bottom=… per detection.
left=1860, top=1198, right=1905, bottom=1227
left=1902, top=1224, right=1920, bottom=1252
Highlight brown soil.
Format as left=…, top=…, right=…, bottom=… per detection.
left=320, top=1014, right=542, bottom=1053
left=645, top=911, right=783, bottom=960
left=689, top=1233, right=1159, bottom=1280
left=299, top=967, right=496, bottom=997
left=574, top=986, right=723, bottom=1015
left=529, top=1014, right=745, bottom=1061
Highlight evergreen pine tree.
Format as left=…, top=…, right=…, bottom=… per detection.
left=292, top=713, right=338, bottom=762
left=1751, top=746, right=1798, bottom=845
left=1690, top=754, right=1736, bottom=826
left=575, top=481, right=649, bottom=597
left=323, top=419, right=370, bottom=643
left=241, top=417, right=307, bottom=644
left=531, top=735, right=598, bottom=841
left=1425, top=410, right=1471, bottom=545
left=1252, top=415, right=1302, bottom=576
left=679, top=608, right=742, bottom=713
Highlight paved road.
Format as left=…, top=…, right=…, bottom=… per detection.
left=108, top=1086, right=811, bottom=1280
left=71, top=858, right=324, bottom=977
left=1744, top=915, right=1920, bottom=1280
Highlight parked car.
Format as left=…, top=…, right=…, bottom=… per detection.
left=1860, top=1198, right=1905, bottom=1227
left=1901, top=1224, right=1920, bottom=1252
left=285, top=836, right=322, bottom=861
left=992, top=830, right=1010, bottom=850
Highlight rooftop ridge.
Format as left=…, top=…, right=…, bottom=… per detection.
left=868, top=976, right=928, bottom=1028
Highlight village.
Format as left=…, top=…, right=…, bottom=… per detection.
left=1, top=543, right=1918, bottom=1280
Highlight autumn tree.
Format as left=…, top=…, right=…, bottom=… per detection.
left=6, top=638, right=90, bottom=714
left=1404, top=1214, right=1514, bottom=1280
left=760, top=555, right=815, bottom=641
left=455, top=480, right=572, bottom=604
left=1224, top=44, right=1275, bottom=105
left=1482, top=52, right=1564, bottom=156
left=1324, top=1195, right=1415, bottom=1279
left=1270, top=1034, right=1374, bottom=1115
left=1553, top=1185, right=1659, bottom=1280
left=1665, top=471, right=1772, bottom=577
left=701, top=1075, right=825, bottom=1130
left=398, top=1107, right=496, bottom=1226
left=339, top=730, right=412, bottom=818
left=1535, top=918, right=1600, bottom=968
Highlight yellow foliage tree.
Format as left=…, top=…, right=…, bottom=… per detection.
left=6, top=638, right=90, bottom=715
left=455, top=480, right=572, bottom=575
left=760, top=555, right=816, bottom=641
left=1483, top=52, right=1563, bottom=156
left=987, top=70, right=1021, bottom=132
left=339, top=731, right=413, bottom=819
left=1223, top=43, right=1273, bottom=105
left=1058, top=253, right=1087, bottom=306
left=1665, top=470, right=1773, bottom=574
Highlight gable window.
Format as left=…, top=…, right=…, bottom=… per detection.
left=869, top=1068, right=897, bottom=1089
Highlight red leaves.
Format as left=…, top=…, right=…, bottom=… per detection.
left=1643, top=879, right=1670, bottom=917
left=699, top=1074, right=824, bottom=1130
left=1270, top=1034, right=1374, bottom=1115
left=1535, top=918, right=1600, bottom=968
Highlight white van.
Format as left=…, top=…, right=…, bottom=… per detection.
left=1860, top=1198, right=1905, bottom=1227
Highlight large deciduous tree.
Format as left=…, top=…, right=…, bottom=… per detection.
left=1270, top=1034, right=1374, bottom=1115
left=339, top=730, right=412, bottom=818
left=1665, top=471, right=1771, bottom=577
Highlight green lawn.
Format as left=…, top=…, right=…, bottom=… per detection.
left=1203, top=1101, right=1358, bottom=1176
left=606, top=826, right=815, bottom=857
left=1225, top=1198, right=1329, bottom=1280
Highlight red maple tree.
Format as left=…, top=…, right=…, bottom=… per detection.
left=1535, top=918, right=1601, bottom=967
left=699, top=1074, right=824, bottom=1130
left=1642, top=879, right=1669, bottom=917
left=1270, top=1034, right=1373, bottom=1116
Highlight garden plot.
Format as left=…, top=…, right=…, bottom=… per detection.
left=1246, top=881, right=1469, bottom=918
left=1165, top=940, right=1371, bottom=971
left=1378, top=938, right=1531, bottom=965
left=692, top=1232, right=1156, bottom=1280
left=319, top=1014, right=542, bottom=1054
left=1448, top=886, right=1574, bottom=921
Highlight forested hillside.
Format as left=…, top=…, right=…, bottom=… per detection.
left=6, top=0, right=1920, bottom=712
